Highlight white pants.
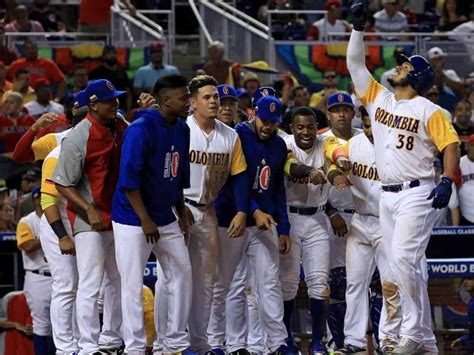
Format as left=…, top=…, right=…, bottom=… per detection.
left=329, top=212, right=353, bottom=270
left=379, top=183, right=437, bottom=344
left=280, top=211, right=330, bottom=301
left=343, top=213, right=401, bottom=348
left=39, top=215, right=79, bottom=354
left=208, top=227, right=249, bottom=351
left=186, top=204, right=220, bottom=353
left=247, top=267, right=266, bottom=354
left=246, top=226, right=287, bottom=352
left=24, top=271, right=53, bottom=336
left=74, top=230, right=122, bottom=354
left=113, top=221, right=191, bottom=354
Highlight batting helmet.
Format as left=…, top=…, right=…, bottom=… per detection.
left=400, top=54, right=435, bottom=94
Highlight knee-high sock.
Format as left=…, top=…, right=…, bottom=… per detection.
left=283, top=299, right=295, bottom=340
left=33, top=334, right=56, bottom=355
left=310, top=298, right=327, bottom=345
left=327, top=302, right=346, bottom=349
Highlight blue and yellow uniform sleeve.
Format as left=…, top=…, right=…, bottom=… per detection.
left=357, top=76, right=384, bottom=108
left=41, top=155, right=60, bottom=210
left=32, top=133, right=58, bottom=161
left=230, top=137, right=247, bottom=176
left=426, top=109, right=460, bottom=152
left=16, top=221, right=34, bottom=249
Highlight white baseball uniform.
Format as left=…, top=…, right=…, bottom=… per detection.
left=16, top=211, right=53, bottom=337
left=348, top=29, right=460, bottom=347
left=332, top=133, right=401, bottom=349
left=156, top=115, right=246, bottom=353
left=458, top=154, right=474, bottom=223
left=279, top=134, right=338, bottom=301
left=40, top=145, right=80, bottom=354
left=320, top=128, right=362, bottom=270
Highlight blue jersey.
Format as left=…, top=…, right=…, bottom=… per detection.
left=112, top=109, right=190, bottom=227
left=234, top=121, right=290, bottom=236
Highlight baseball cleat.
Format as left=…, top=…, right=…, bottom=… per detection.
left=308, top=341, right=328, bottom=355
left=379, top=338, right=397, bottom=354
left=334, top=345, right=366, bottom=354
left=391, top=338, right=424, bottom=354
left=98, top=347, right=124, bottom=355
left=229, top=349, right=251, bottom=355
left=279, top=338, right=300, bottom=355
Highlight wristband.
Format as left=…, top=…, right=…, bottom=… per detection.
left=327, top=211, right=339, bottom=219
left=50, top=220, right=68, bottom=240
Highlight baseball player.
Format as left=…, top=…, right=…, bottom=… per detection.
left=52, top=79, right=128, bottom=354
left=328, top=112, right=402, bottom=354
left=39, top=91, right=89, bottom=355
left=234, top=95, right=291, bottom=353
left=112, top=75, right=193, bottom=354
left=208, top=84, right=250, bottom=354
left=320, top=92, right=362, bottom=351
left=279, top=106, right=350, bottom=355
left=153, top=75, right=247, bottom=354
left=348, top=3, right=460, bottom=352
left=458, top=134, right=474, bottom=226
left=16, top=186, right=55, bottom=355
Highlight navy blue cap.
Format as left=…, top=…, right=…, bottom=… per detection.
left=327, top=92, right=354, bottom=110
left=255, top=96, right=282, bottom=123
left=73, top=90, right=88, bottom=109
left=85, top=80, right=126, bottom=103
left=32, top=186, right=41, bottom=199
left=236, top=88, right=249, bottom=98
left=217, top=84, right=238, bottom=101
left=251, top=86, right=277, bottom=107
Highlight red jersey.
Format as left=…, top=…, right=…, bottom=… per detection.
left=6, top=57, right=64, bottom=87
left=79, top=0, right=114, bottom=25
left=0, top=113, right=36, bottom=153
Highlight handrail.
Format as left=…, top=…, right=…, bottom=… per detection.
left=199, top=0, right=270, bottom=40
left=188, top=0, right=213, bottom=44
left=111, top=4, right=164, bottom=41
left=267, top=9, right=328, bottom=14
left=213, top=0, right=269, bottom=33
left=115, top=2, right=165, bottom=38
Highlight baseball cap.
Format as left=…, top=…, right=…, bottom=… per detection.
left=102, top=45, right=116, bottom=54
left=468, top=134, right=474, bottom=144
left=217, top=84, right=238, bottom=101
left=85, top=79, right=126, bottom=103
left=255, top=96, right=283, bottom=123
left=327, top=92, right=354, bottom=110
left=236, top=88, right=249, bottom=98
left=31, top=186, right=41, bottom=200
left=325, top=0, right=341, bottom=9
left=427, top=47, right=447, bottom=60
left=32, top=78, right=51, bottom=91
left=22, top=168, right=41, bottom=181
left=73, top=90, right=88, bottom=109
left=149, top=41, right=165, bottom=51
left=0, top=178, right=7, bottom=193
left=252, top=86, right=277, bottom=107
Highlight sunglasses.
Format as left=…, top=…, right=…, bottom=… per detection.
left=325, top=75, right=337, bottom=79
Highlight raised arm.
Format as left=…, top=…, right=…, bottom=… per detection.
left=347, top=1, right=372, bottom=97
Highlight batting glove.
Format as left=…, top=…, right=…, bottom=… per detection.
left=351, top=0, right=368, bottom=31
left=427, top=176, right=453, bottom=209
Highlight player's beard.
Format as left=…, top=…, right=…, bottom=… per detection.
left=387, top=76, right=409, bottom=89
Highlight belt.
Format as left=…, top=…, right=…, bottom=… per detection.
left=337, top=208, right=355, bottom=214
left=381, top=180, right=420, bottom=193
left=28, top=270, right=51, bottom=277
left=184, top=198, right=207, bottom=208
left=289, top=205, right=325, bottom=216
